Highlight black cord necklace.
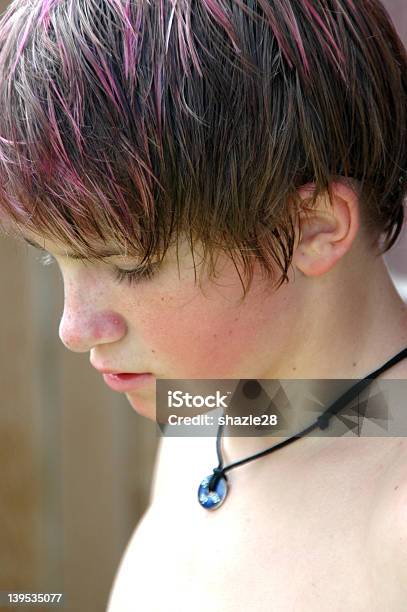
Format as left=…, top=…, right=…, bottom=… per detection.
left=198, top=347, right=407, bottom=510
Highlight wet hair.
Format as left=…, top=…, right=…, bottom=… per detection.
left=0, top=0, right=406, bottom=295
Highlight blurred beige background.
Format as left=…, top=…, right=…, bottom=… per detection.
left=0, top=1, right=406, bottom=611
left=0, top=235, right=158, bottom=612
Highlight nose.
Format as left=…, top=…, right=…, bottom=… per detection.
left=59, top=308, right=127, bottom=352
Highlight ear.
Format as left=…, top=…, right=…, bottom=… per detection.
left=292, top=180, right=361, bottom=277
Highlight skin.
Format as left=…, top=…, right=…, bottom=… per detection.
left=15, top=180, right=407, bottom=609
left=105, top=181, right=407, bottom=611
left=20, top=180, right=407, bottom=453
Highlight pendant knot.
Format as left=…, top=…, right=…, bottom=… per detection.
left=208, top=467, right=225, bottom=491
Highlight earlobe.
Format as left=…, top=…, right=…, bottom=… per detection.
left=292, top=181, right=360, bottom=277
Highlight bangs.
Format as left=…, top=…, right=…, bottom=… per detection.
left=0, top=0, right=406, bottom=294
left=0, top=0, right=295, bottom=290
left=0, top=158, right=177, bottom=266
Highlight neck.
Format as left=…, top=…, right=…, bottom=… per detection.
left=222, top=252, right=407, bottom=463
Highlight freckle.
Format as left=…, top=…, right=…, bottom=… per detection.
left=292, top=366, right=296, bottom=371
left=352, top=362, right=357, bottom=367
left=394, top=485, right=399, bottom=490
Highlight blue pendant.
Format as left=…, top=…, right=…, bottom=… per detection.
left=198, top=472, right=228, bottom=510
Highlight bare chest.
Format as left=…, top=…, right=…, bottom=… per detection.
left=108, top=437, right=407, bottom=612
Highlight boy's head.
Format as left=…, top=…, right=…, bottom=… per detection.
left=0, top=0, right=406, bottom=417
left=0, top=0, right=406, bottom=290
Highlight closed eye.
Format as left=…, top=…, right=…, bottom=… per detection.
left=112, top=263, right=160, bottom=285
left=38, top=249, right=159, bottom=285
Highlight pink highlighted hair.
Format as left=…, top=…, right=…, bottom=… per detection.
left=0, top=0, right=406, bottom=294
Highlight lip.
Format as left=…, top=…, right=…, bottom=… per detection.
left=102, top=372, right=154, bottom=392
left=93, top=367, right=129, bottom=374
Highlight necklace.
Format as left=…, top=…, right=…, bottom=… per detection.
left=198, top=347, right=407, bottom=510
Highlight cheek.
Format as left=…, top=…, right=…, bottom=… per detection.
left=138, top=283, right=283, bottom=378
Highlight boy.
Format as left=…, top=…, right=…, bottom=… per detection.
left=0, top=0, right=406, bottom=609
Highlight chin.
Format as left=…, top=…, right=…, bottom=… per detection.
left=125, top=392, right=157, bottom=420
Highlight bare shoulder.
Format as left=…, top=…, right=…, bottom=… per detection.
left=106, top=506, right=154, bottom=612
left=391, top=445, right=407, bottom=597
left=367, top=438, right=407, bottom=601
left=107, top=434, right=215, bottom=612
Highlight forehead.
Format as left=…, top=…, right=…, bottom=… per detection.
left=7, top=226, right=135, bottom=260
left=9, top=225, right=205, bottom=265
left=22, top=232, right=124, bottom=259
left=3, top=224, right=241, bottom=286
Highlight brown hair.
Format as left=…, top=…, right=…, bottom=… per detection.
left=0, top=0, right=406, bottom=295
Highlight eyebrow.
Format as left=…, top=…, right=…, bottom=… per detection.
left=22, top=236, right=124, bottom=259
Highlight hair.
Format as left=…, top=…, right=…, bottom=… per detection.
left=0, top=0, right=406, bottom=296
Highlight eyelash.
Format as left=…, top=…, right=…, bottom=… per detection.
left=38, top=252, right=158, bottom=285
left=112, top=264, right=158, bottom=285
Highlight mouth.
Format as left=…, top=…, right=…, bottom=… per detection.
left=102, top=372, right=155, bottom=392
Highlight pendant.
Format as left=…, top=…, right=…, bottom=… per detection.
left=198, top=470, right=228, bottom=510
